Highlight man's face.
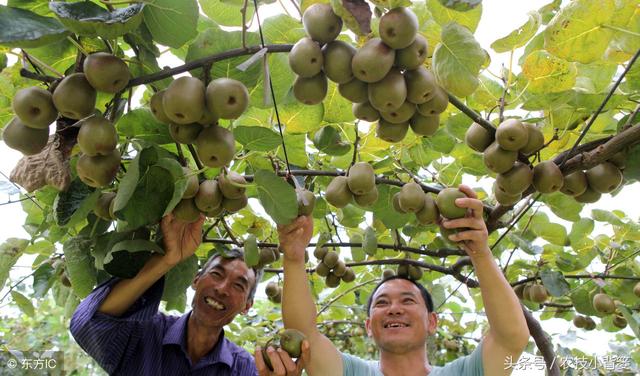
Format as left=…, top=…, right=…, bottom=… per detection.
left=191, top=257, right=256, bottom=328
left=365, top=279, right=437, bottom=354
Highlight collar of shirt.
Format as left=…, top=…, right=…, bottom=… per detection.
left=162, top=311, right=234, bottom=370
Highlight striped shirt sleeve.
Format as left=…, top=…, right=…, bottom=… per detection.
left=69, top=277, right=165, bottom=374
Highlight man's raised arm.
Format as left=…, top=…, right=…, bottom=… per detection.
left=443, top=185, right=529, bottom=376
left=278, top=216, right=343, bottom=376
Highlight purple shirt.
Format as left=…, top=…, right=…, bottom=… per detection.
left=70, top=277, right=258, bottom=376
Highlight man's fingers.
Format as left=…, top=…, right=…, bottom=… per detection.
left=276, top=348, right=297, bottom=375
left=266, top=347, right=286, bottom=375
left=449, top=229, right=485, bottom=242
left=442, top=218, right=483, bottom=231
left=455, top=198, right=484, bottom=219
left=458, top=184, right=477, bottom=199
left=298, top=340, right=310, bottom=371
left=255, top=346, right=268, bottom=375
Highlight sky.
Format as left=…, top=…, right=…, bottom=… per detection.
left=1, top=0, right=639, bottom=375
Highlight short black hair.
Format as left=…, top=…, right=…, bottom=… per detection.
left=197, top=247, right=264, bottom=303
left=366, top=275, right=434, bottom=316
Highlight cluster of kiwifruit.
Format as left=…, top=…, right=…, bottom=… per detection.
left=261, top=328, right=306, bottom=370
left=572, top=315, right=597, bottom=331
left=558, top=156, right=625, bottom=204
left=149, top=76, right=249, bottom=168
left=265, top=281, right=283, bottom=303
left=592, top=292, right=628, bottom=329
left=290, top=4, right=447, bottom=143
left=325, top=162, right=378, bottom=208
left=313, top=247, right=356, bottom=286
left=513, top=282, right=550, bottom=304
left=5, top=52, right=130, bottom=185
left=394, top=264, right=423, bottom=281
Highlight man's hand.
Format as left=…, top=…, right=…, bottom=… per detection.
left=160, top=212, right=205, bottom=267
left=255, top=341, right=310, bottom=376
left=441, top=185, right=490, bottom=257
left=278, top=216, right=313, bottom=263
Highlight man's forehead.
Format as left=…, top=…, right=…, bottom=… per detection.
left=206, top=257, right=255, bottom=280
left=374, top=279, right=421, bottom=299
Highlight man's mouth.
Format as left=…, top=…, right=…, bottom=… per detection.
left=384, top=322, right=409, bottom=328
left=204, top=296, right=226, bottom=311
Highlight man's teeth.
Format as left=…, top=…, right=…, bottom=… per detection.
left=385, top=323, right=408, bottom=328
left=204, top=297, right=225, bottom=310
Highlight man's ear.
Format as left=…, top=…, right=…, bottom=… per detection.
left=427, top=312, right=438, bottom=336
left=192, top=273, right=201, bottom=290
left=365, top=318, right=373, bottom=337
left=241, top=299, right=253, bottom=315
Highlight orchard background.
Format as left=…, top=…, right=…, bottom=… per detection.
left=0, top=0, right=639, bottom=374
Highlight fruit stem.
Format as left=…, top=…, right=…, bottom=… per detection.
left=66, top=36, right=90, bottom=57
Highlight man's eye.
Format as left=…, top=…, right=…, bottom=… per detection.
left=375, top=301, right=388, bottom=306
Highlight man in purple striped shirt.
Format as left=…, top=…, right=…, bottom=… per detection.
left=70, top=213, right=303, bottom=375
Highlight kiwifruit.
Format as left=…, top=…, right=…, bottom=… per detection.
left=415, top=194, right=439, bottom=225
left=520, top=124, right=545, bottom=155
left=163, top=76, right=205, bottom=124
left=397, top=264, right=410, bottom=277
left=353, top=186, right=379, bottom=207
left=77, top=116, right=118, bottom=156
left=259, top=247, right=278, bottom=265
left=302, top=3, right=342, bottom=44
left=52, top=73, right=96, bottom=120
left=219, top=171, right=247, bottom=199
left=613, top=314, right=627, bottom=329
left=376, top=119, right=409, bottom=143
left=584, top=316, right=596, bottom=330
left=323, top=251, right=340, bottom=268
left=83, top=52, right=130, bottom=93
left=416, top=87, right=448, bottom=116
left=560, top=170, right=588, bottom=196
left=332, top=260, right=347, bottom=277
left=351, top=38, right=395, bottom=83
left=12, top=87, right=57, bottom=129
left=341, top=267, right=356, bottom=282
left=573, top=186, right=601, bottom=203
left=493, top=184, right=522, bottom=206
left=522, top=284, right=532, bottom=301
left=530, top=284, right=549, bottom=303
left=395, top=34, right=428, bottom=70
left=326, top=272, right=341, bottom=287
left=293, top=72, right=328, bottom=105
left=296, top=188, right=316, bottom=216
left=338, top=78, right=368, bottom=103
left=634, top=282, right=640, bottom=298
left=265, top=281, right=279, bottom=298
left=513, top=284, right=525, bottom=299
left=408, top=265, right=423, bottom=281
left=347, top=162, right=376, bottom=195
left=532, top=161, right=564, bottom=193
left=150, top=90, right=172, bottom=123
left=289, top=37, right=324, bottom=78
left=206, top=78, right=249, bottom=120
left=436, top=188, right=467, bottom=219
left=76, top=150, right=121, bottom=188
left=2, top=117, right=49, bottom=155
left=222, top=194, right=248, bottom=213
left=465, top=122, right=494, bottom=153
left=314, top=246, right=328, bottom=260
left=169, top=123, right=203, bottom=144
left=270, top=289, right=282, bottom=303
left=495, top=118, right=529, bottom=151
left=325, top=176, right=353, bottom=208
left=172, top=198, right=201, bottom=223
left=195, top=180, right=223, bottom=212
left=573, top=315, right=587, bottom=328
left=392, top=192, right=407, bottom=213
left=352, top=102, right=380, bottom=122
left=380, top=101, right=416, bottom=124
left=195, top=124, right=236, bottom=167
left=483, top=141, right=517, bottom=174
left=204, top=204, right=224, bottom=218
left=382, top=269, right=395, bottom=279
left=443, top=339, right=459, bottom=352
left=322, top=40, right=356, bottom=84
left=593, top=293, right=615, bottom=314
left=585, top=162, right=623, bottom=193
left=368, top=69, right=406, bottom=112
left=496, top=162, right=533, bottom=195
left=398, top=182, right=425, bottom=213
left=404, top=67, right=437, bottom=105
left=198, top=108, right=218, bottom=126
left=181, top=167, right=200, bottom=199
left=607, top=151, right=626, bottom=170
left=316, top=262, right=330, bottom=277
left=279, top=328, right=306, bottom=358
left=378, top=7, right=418, bottom=49
left=409, top=113, right=439, bottom=136
left=94, top=192, right=116, bottom=220
left=441, top=226, right=460, bottom=247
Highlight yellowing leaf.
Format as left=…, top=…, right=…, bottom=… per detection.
left=491, top=11, right=541, bottom=53
left=522, top=50, right=577, bottom=93
left=426, top=0, right=482, bottom=32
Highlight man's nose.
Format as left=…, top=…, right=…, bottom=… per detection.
left=387, top=301, right=404, bottom=314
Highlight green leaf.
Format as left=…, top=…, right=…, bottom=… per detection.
left=53, top=178, right=100, bottom=228
left=338, top=205, right=365, bottom=228
left=262, top=14, right=305, bottom=44
left=32, top=262, right=55, bottom=298
left=618, top=305, right=640, bottom=340
left=423, top=127, right=456, bottom=154
left=155, top=157, right=189, bottom=216
left=63, top=236, right=96, bottom=298
left=541, top=192, right=582, bottom=222
left=249, top=53, right=295, bottom=109
left=49, top=1, right=144, bottom=39
left=199, top=0, right=255, bottom=27
left=539, top=269, right=570, bottom=297
left=371, top=185, right=412, bottom=229
left=118, top=165, right=176, bottom=228
left=574, top=62, right=618, bottom=94
left=543, top=0, right=615, bottom=63
left=244, top=235, right=259, bottom=267
left=323, top=82, right=354, bottom=124
left=522, top=50, right=577, bottom=93
left=570, top=285, right=597, bottom=316
left=508, top=233, right=542, bottom=255
left=591, top=209, right=624, bottom=226
left=608, top=0, right=640, bottom=56
left=427, top=0, right=482, bottom=32
left=436, top=0, right=481, bottom=12
left=313, top=126, right=351, bottom=155
left=234, top=126, right=282, bottom=151
left=363, top=226, right=378, bottom=256
left=445, top=112, right=472, bottom=141
left=116, top=108, right=173, bottom=145
left=11, top=291, right=35, bottom=317
left=280, top=100, right=324, bottom=134
left=24, top=240, right=54, bottom=255
left=143, top=0, right=198, bottom=48
left=491, top=11, right=541, bottom=53
left=568, top=218, right=594, bottom=250
left=0, top=5, right=69, bottom=48
left=162, top=254, right=199, bottom=311
left=104, top=239, right=163, bottom=279
left=254, top=169, right=298, bottom=225
left=0, top=238, right=28, bottom=291
left=279, top=133, right=308, bottom=167
left=530, top=212, right=568, bottom=246
left=432, top=22, right=489, bottom=98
